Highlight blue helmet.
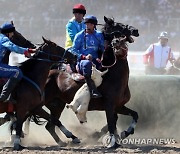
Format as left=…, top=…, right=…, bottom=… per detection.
left=84, top=15, right=98, bottom=25
left=0, top=22, right=15, bottom=34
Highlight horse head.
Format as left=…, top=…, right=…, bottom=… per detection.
left=10, top=20, right=36, bottom=49
left=11, top=30, right=36, bottom=49
left=19, top=37, right=65, bottom=75
left=102, top=16, right=139, bottom=67
left=35, top=37, right=65, bottom=62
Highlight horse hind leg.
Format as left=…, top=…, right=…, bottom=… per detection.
left=45, top=122, right=67, bottom=146
left=116, top=105, right=138, bottom=139
left=34, top=108, right=81, bottom=145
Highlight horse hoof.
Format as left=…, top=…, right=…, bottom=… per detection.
left=107, top=142, right=122, bottom=150
left=13, top=144, right=25, bottom=151
left=57, top=141, right=67, bottom=147
left=102, top=134, right=115, bottom=148
left=80, top=121, right=84, bottom=124
left=72, top=138, right=81, bottom=144
left=120, top=131, right=128, bottom=139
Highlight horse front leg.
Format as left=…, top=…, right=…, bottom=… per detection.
left=13, top=116, right=24, bottom=150
left=102, top=100, right=117, bottom=148
left=116, top=105, right=138, bottom=140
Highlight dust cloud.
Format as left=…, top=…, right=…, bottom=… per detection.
left=1, top=75, right=179, bottom=147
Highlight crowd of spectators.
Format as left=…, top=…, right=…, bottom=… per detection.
left=0, top=0, right=180, bottom=51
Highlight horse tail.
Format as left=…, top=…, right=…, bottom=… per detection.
left=29, top=115, right=46, bottom=125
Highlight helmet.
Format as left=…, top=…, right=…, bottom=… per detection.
left=158, top=31, right=168, bottom=39
left=0, top=22, right=15, bottom=34
left=84, top=15, right=98, bottom=25
left=73, top=3, right=86, bottom=15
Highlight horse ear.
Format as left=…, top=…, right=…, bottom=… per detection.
left=42, top=36, right=49, bottom=43
left=11, top=21, right=13, bottom=25
left=104, top=16, right=108, bottom=23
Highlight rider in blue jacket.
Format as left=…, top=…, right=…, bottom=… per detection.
left=0, top=22, right=36, bottom=104
left=70, top=15, right=104, bottom=98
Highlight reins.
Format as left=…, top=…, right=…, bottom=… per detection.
left=29, top=50, right=66, bottom=63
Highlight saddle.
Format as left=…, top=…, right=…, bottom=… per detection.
left=0, top=78, right=15, bottom=113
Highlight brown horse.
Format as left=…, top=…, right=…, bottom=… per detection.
left=43, top=16, right=139, bottom=148
left=1, top=37, right=80, bottom=150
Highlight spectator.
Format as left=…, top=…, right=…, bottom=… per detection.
left=143, top=31, right=175, bottom=75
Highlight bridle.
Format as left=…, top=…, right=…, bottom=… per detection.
left=30, top=43, right=66, bottom=63
left=101, top=33, right=128, bottom=68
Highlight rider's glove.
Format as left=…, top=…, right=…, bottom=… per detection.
left=24, top=50, right=32, bottom=58
left=81, top=55, right=86, bottom=60
left=28, top=48, right=37, bottom=53
left=96, top=58, right=101, bottom=63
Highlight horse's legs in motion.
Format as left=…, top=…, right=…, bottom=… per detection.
left=102, top=100, right=119, bottom=148
left=116, top=105, right=138, bottom=139
left=33, top=107, right=80, bottom=145
left=105, top=102, right=116, bottom=135
left=101, top=105, right=138, bottom=147
left=13, top=114, right=25, bottom=150
left=45, top=99, right=68, bottom=145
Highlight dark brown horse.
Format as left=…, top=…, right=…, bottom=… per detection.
left=1, top=37, right=80, bottom=150
left=43, top=16, right=139, bottom=148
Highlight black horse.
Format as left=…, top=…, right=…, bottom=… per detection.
left=42, top=16, right=139, bottom=148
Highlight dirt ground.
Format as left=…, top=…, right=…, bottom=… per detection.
left=0, top=142, right=180, bottom=154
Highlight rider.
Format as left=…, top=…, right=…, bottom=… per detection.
left=143, top=31, right=175, bottom=75
left=0, top=22, right=36, bottom=103
left=69, top=15, right=104, bottom=98
left=65, top=3, right=86, bottom=49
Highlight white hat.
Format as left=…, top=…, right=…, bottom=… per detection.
left=158, top=31, right=168, bottom=39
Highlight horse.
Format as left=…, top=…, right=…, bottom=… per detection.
left=166, top=57, right=180, bottom=75
left=0, top=37, right=80, bottom=150
left=43, top=16, right=139, bottom=148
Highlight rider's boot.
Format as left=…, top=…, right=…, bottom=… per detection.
left=0, top=77, right=19, bottom=103
left=85, top=76, right=102, bottom=98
